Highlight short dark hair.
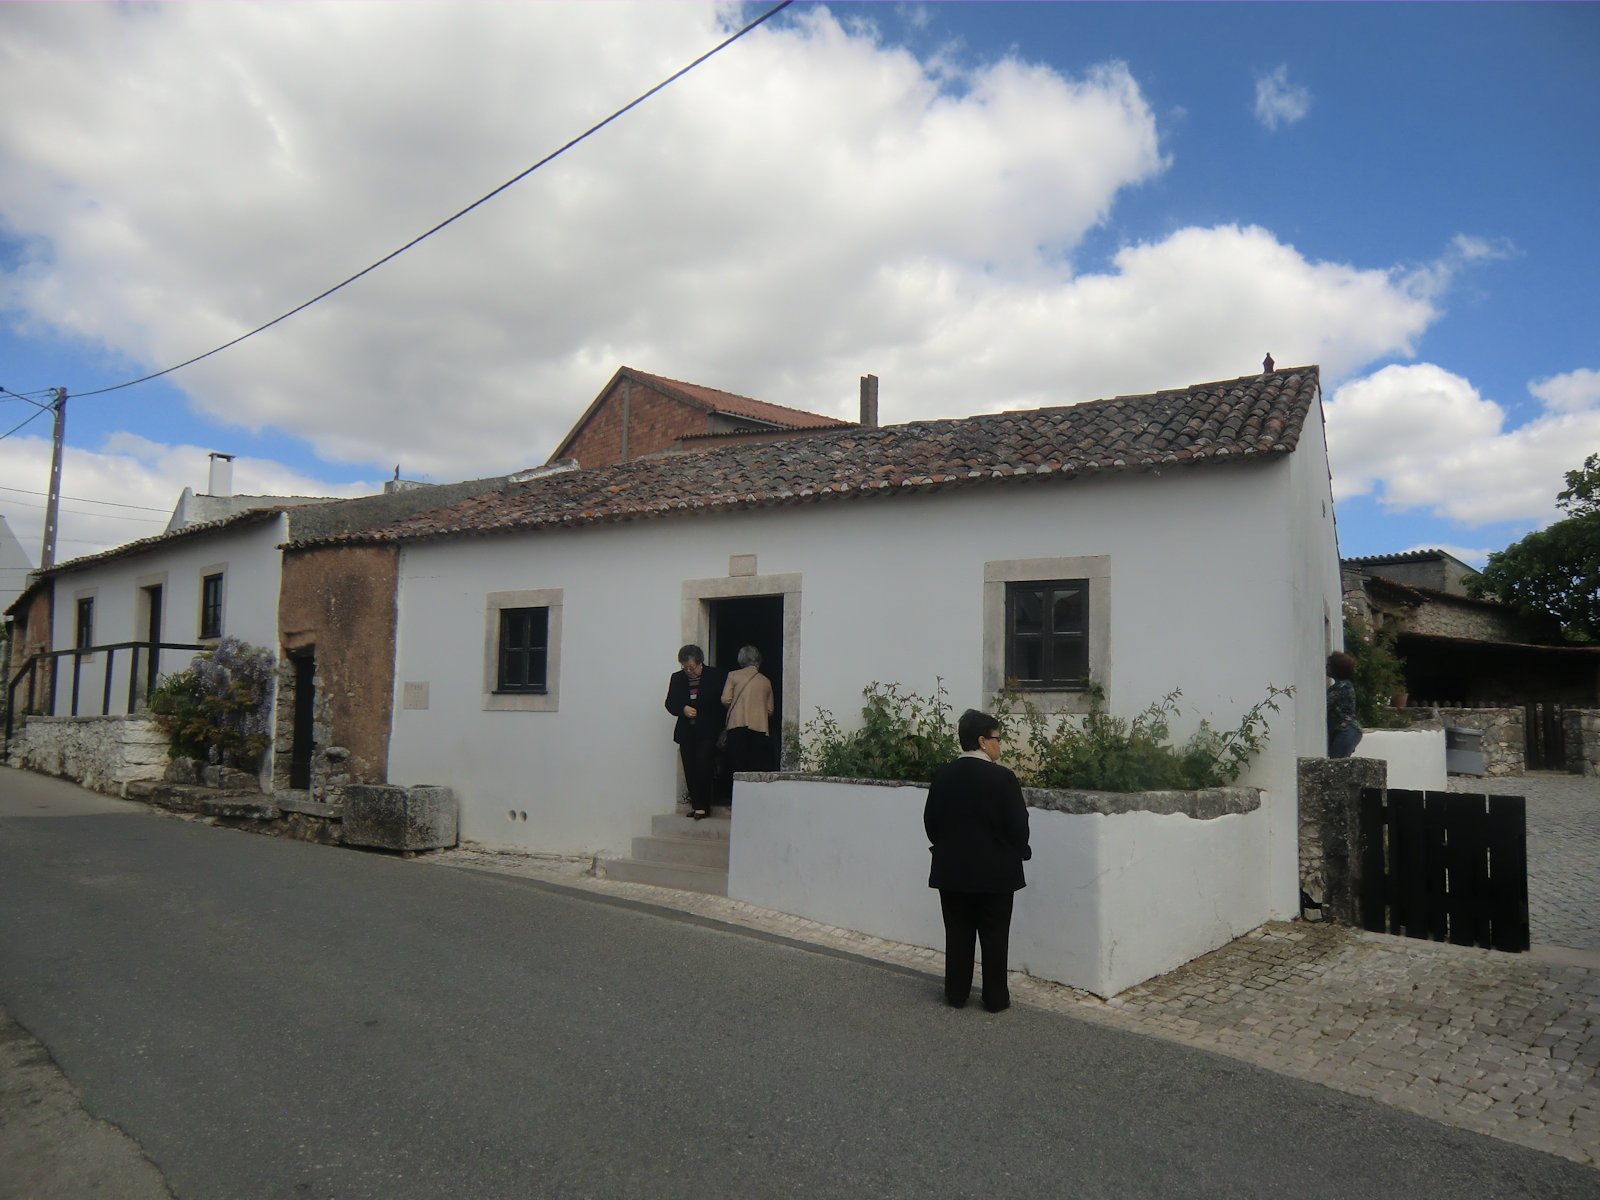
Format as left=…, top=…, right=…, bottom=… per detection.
left=678, top=644, right=705, bottom=666
left=1326, top=651, right=1357, bottom=681
left=957, top=708, right=999, bottom=752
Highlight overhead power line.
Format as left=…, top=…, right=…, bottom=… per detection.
left=62, top=0, right=794, bottom=402
left=0, top=484, right=169, bottom=512
left=0, top=407, right=49, bottom=441
left=0, top=496, right=165, bottom=522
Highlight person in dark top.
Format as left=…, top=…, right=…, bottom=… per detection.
left=923, top=708, right=1032, bottom=1012
left=1326, top=651, right=1362, bottom=758
left=663, top=644, right=727, bottom=819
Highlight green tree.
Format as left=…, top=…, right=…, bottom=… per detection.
left=1466, top=454, right=1600, bottom=643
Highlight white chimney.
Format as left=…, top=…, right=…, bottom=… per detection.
left=207, top=452, right=235, bottom=497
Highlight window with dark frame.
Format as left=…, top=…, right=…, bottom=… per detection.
left=200, top=573, right=224, bottom=639
left=1005, top=579, right=1089, bottom=689
left=75, top=597, right=94, bottom=651
left=496, top=606, right=549, bottom=693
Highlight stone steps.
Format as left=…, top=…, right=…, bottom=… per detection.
left=124, top=780, right=263, bottom=815
left=597, top=813, right=731, bottom=896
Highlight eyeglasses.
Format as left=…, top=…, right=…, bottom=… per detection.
left=980, top=732, right=1003, bottom=743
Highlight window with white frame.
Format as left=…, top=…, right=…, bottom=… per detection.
left=983, top=556, right=1110, bottom=714
left=200, top=572, right=224, bottom=639
left=75, top=595, right=94, bottom=651
left=483, top=588, right=562, bottom=712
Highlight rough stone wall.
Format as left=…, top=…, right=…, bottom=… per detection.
left=1298, top=755, right=1387, bottom=924
left=1406, top=597, right=1534, bottom=642
left=563, top=380, right=702, bottom=466
left=1428, top=707, right=1525, bottom=776
left=1564, top=709, right=1600, bottom=776
left=275, top=545, right=400, bottom=806
left=12, top=715, right=168, bottom=796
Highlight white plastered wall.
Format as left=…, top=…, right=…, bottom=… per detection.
left=389, top=451, right=1341, bottom=918
left=42, top=518, right=285, bottom=716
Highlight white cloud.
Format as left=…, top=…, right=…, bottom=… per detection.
left=1253, top=65, right=1311, bottom=131
left=1529, top=367, right=1600, bottom=414
left=1325, top=363, right=1600, bottom=525
left=0, top=431, right=373, bottom=562
left=0, top=1, right=1472, bottom=556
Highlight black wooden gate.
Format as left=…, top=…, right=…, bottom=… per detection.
left=1358, top=788, right=1529, bottom=951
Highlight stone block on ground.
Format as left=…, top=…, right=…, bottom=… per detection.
left=343, top=784, right=458, bottom=851
left=164, top=757, right=202, bottom=784
left=199, top=796, right=281, bottom=820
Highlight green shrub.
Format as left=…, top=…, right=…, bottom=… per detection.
left=794, top=681, right=959, bottom=783
left=1007, top=685, right=1291, bottom=791
left=794, top=679, right=1291, bottom=791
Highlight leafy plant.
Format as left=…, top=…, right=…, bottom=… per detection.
left=999, top=684, right=1292, bottom=791
left=794, top=678, right=1291, bottom=791
left=793, top=680, right=959, bottom=783
left=148, top=637, right=276, bottom=770
left=1341, top=613, right=1409, bottom=728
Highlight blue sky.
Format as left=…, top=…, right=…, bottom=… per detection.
left=1, top=1, right=1596, bottom=574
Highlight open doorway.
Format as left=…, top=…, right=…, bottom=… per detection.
left=709, top=594, right=784, bottom=759
left=288, top=649, right=316, bottom=790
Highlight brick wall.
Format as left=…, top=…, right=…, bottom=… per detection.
left=563, top=379, right=706, bottom=466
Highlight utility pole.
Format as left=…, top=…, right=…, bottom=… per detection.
left=40, top=387, right=66, bottom=568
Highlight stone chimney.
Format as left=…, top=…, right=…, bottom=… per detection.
left=859, top=374, right=879, bottom=428
left=207, top=452, right=235, bottom=497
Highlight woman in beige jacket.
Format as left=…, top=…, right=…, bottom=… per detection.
left=721, top=644, right=775, bottom=780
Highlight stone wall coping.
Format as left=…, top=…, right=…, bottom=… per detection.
left=735, top=773, right=1260, bottom=820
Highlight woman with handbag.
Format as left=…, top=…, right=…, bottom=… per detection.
left=720, top=645, right=776, bottom=790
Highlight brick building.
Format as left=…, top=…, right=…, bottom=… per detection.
left=547, top=366, right=857, bottom=467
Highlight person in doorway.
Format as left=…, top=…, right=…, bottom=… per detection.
left=664, top=644, right=726, bottom=819
left=1327, top=650, right=1362, bottom=758
left=923, top=709, right=1031, bottom=1013
left=720, top=645, right=775, bottom=783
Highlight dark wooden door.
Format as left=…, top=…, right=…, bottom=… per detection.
left=290, top=652, right=315, bottom=790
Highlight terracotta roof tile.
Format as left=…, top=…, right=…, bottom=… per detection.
left=300, top=367, right=1320, bottom=548
left=625, top=368, right=848, bottom=430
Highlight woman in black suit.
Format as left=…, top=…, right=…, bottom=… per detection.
left=923, top=708, right=1031, bottom=1012
left=663, top=644, right=726, bottom=819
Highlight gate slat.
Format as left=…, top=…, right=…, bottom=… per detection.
left=1422, top=793, right=1450, bottom=941
left=1357, top=787, right=1388, bottom=933
left=1438, top=790, right=1486, bottom=946
left=1390, top=790, right=1428, bottom=938
left=1487, top=795, right=1531, bottom=952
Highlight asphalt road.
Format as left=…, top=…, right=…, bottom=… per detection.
left=1, top=767, right=1594, bottom=1199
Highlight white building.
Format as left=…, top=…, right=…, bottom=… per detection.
left=303, top=365, right=1340, bottom=920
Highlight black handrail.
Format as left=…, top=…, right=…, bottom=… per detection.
left=5, top=640, right=210, bottom=753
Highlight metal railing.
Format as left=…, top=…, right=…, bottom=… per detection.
left=4, top=640, right=209, bottom=751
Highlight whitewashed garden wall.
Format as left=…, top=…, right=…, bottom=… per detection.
left=727, top=775, right=1270, bottom=998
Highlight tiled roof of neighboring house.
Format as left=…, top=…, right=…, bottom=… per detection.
left=1399, top=631, right=1600, bottom=657
left=296, top=366, right=1320, bottom=549
left=1343, top=549, right=1473, bottom=570
left=621, top=368, right=852, bottom=431
left=22, top=508, right=288, bottom=586
left=1360, top=574, right=1428, bottom=605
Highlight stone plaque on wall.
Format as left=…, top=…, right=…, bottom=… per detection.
left=402, top=682, right=430, bottom=710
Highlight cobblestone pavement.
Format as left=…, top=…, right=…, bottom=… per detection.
left=426, top=845, right=1600, bottom=1172
left=1448, top=771, right=1600, bottom=952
